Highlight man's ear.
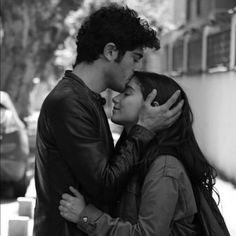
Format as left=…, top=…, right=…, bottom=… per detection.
left=103, top=42, right=119, bottom=61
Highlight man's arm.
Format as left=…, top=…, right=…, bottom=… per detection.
left=52, top=91, right=182, bottom=205
left=51, top=97, right=154, bottom=205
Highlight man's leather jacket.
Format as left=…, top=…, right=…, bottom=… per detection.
left=33, top=70, right=154, bottom=236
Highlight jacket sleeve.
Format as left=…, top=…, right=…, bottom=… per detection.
left=76, top=163, right=179, bottom=236
left=51, top=97, right=154, bottom=205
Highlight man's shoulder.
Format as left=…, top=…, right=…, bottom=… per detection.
left=52, top=77, right=90, bottom=100
left=45, top=79, right=91, bottom=107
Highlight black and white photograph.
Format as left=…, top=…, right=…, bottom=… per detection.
left=1, top=0, right=236, bottom=236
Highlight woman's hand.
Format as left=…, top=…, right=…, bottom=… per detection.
left=59, top=186, right=86, bottom=223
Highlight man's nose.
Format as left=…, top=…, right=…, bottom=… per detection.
left=112, top=96, right=118, bottom=104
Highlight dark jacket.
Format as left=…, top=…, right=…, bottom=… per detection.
left=33, top=71, right=154, bottom=236
left=76, top=145, right=200, bottom=236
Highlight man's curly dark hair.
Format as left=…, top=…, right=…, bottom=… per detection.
left=74, top=3, right=160, bottom=66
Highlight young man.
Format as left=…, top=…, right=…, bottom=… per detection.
left=33, top=4, right=183, bottom=236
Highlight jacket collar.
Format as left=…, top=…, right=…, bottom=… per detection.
left=64, top=70, right=106, bottom=105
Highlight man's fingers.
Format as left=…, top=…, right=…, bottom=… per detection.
left=69, top=186, right=82, bottom=198
left=164, top=90, right=181, bottom=109
left=168, top=100, right=184, bottom=116
left=145, top=89, right=157, bottom=105
left=168, top=110, right=182, bottom=125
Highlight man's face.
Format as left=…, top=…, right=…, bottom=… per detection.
left=108, top=48, right=144, bottom=92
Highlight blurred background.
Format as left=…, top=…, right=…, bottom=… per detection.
left=1, top=0, right=236, bottom=236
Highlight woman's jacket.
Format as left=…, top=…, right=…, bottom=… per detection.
left=76, top=142, right=201, bottom=236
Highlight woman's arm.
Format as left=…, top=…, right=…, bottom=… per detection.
left=60, top=162, right=179, bottom=236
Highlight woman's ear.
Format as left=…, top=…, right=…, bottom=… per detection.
left=103, top=42, right=119, bottom=61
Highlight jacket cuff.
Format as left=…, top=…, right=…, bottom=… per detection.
left=128, top=124, right=155, bottom=141
left=77, top=204, right=103, bottom=234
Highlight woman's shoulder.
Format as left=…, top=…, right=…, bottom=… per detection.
left=148, top=154, right=188, bottom=180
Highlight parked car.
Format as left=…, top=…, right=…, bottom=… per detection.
left=0, top=91, right=30, bottom=198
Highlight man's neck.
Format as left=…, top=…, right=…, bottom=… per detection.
left=72, top=61, right=107, bottom=94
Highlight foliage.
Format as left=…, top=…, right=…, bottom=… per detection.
left=1, top=0, right=83, bottom=116
left=1, top=0, right=175, bottom=116
left=55, top=0, right=176, bottom=68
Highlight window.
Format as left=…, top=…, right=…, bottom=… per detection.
left=207, top=30, right=230, bottom=69
left=173, top=40, right=184, bottom=73
left=196, top=0, right=201, bottom=16
left=188, top=37, right=202, bottom=73
left=186, top=0, right=191, bottom=21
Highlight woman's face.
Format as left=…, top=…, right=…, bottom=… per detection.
left=111, top=77, right=144, bottom=127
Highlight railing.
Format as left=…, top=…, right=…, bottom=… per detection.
left=155, top=13, right=236, bottom=75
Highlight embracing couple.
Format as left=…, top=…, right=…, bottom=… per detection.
left=33, top=4, right=229, bottom=236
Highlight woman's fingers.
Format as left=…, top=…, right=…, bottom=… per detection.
left=60, top=210, right=77, bottom=223
left=62, top=193, right=73, bottom=200
left=60, top=199, right=71, bottom=208
left=59, top=205, right=69, bottom=213
left=69, top=186, right=82, bottom=198
left=59, top=204, right=79, bottom=223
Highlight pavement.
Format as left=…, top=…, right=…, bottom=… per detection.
left=1, top=178, right=236, bottom=236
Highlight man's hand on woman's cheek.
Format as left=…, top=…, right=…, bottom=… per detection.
left=137, top=89, right=184, bottom=132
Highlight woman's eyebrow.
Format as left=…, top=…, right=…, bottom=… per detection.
left=125, top=85, right=135, bottom=91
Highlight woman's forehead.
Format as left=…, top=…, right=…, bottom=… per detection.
left=127, top=77, right=141, bottom=89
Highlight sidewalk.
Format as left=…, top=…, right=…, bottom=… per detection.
left=1, top=178, right=236, bottom=236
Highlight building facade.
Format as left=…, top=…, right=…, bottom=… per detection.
left=146, top=0, right=236, bottom=183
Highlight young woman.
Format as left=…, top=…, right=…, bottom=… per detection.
left=58, top=72, right=220, bottom=236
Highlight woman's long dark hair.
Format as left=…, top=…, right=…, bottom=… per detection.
left=133, top=71, right=217, bottom=197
